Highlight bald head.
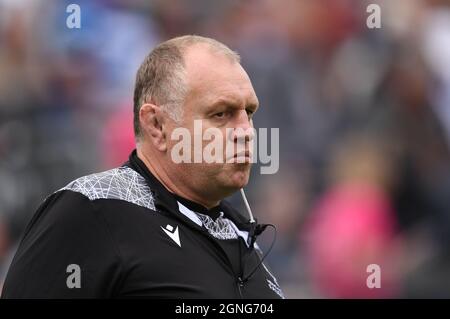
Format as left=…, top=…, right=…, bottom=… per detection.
left=133, top=35, right=241, bottom=140
left=182, top=44, right=256, bottom=121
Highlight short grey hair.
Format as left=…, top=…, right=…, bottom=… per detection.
left=133, top=35, right=241, bottom=140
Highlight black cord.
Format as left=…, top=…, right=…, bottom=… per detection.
left=242, top=223, right=277, bottom=283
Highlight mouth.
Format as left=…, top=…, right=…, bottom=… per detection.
left=228, top=151, right=252, bottom=163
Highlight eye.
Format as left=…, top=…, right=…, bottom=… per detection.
left=213, top=111, right=226, bottom=118
left=246, top=109, right=255, bottom=118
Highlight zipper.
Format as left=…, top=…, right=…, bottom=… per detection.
left=204, top=233, right=245, bottom=299
left=237, top=277, right=244, bottom=298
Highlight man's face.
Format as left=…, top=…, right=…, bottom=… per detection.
left=165, top=45, right=259, bottom=201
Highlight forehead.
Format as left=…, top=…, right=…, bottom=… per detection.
left=183, top=45, right=258, bottom=107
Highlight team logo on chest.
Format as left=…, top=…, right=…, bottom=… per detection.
left=161, top=224, right=181, bottom=247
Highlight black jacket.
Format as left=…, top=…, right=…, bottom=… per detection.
left=1, top=150, right=284, bottom=298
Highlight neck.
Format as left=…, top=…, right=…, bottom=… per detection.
left=136, top=146, right=220, bottom=209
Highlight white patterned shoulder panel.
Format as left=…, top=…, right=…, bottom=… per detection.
left=61, top=166, right=155, bottom=210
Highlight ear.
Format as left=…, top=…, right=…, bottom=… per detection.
left=139, top=103, right=167, bottom=152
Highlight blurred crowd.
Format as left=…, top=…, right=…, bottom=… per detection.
left=1, top=0, right=450, bottom=298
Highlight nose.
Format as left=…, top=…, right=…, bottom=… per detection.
left=230, top=110, right=254, bottom=143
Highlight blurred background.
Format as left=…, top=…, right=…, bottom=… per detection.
left=1, top=0, right=450, bottom=298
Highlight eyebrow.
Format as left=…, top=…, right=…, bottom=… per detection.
left=208, top=98, right=259, bottom=111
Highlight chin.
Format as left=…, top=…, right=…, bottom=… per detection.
left=229, top=170, right=250, bottom=189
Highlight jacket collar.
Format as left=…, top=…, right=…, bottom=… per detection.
left=123, top=149, right=252, bottom=232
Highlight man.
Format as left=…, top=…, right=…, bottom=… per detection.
left=1, top=35, right=284, bottom=298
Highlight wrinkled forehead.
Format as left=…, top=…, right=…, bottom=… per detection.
left=183, top=45, right=258, bottom=107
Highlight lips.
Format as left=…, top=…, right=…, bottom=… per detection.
left=234, top=151, right=250, bottom=158
left=228, top=150, right=252, bottom=163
